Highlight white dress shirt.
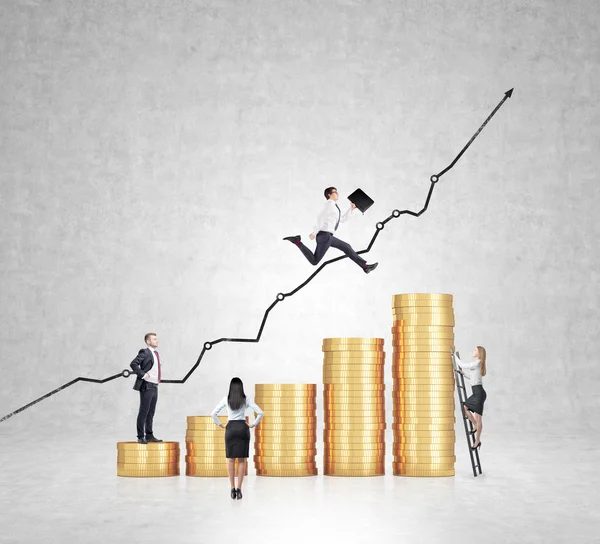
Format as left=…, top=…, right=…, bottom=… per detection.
left=455, top=355, right=483, bottom=386
left=144, top=347, right=161, bottom=384
left=312, top=200, right=353, bottom=235
left=212, top=396, right=264, bottom=426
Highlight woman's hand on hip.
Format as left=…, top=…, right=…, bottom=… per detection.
left=246, top=422, right=255, bottom=428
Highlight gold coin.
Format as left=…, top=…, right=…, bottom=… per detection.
left=323, top=377, right=384, bottom=385
left=116, top=441, right=179, bottom=451
left=393, top=428, right=454, bottom=436
left=394, top=416, right=455, bottom=423
left=325, top=444, right=386, bottom=452
left=393, top=467, right=454, bottom=477
left=117, top=462, right=178, bottom=470
left=394, top=398, right=454, bottom=405
left=323, top=355, right=386, bottom=364
left=393, top=343, right=454, bottom=351
left=324, top=453, right=385, bottom=462
left=394, top=448, right=455, bottom=457
left=394, top=455, right=456, bottom=463
left=392, top=423, right=454, bottom=431
left=323, top=337, right=384, bottom=348
left=394, top=377, right=454, bottom=386
left=255, top=398, right=317, bottom=405
left=324, top=383, right=385, bottom=390
left=255, top=384, right=317, bottom=391
left=259, top=414, right=317, bottom=422
left=254, top=449, right=317, bottom=457
left=392, top=293, right=453, bottom=301
left=324, top=431, right=385, bottom=440
left=323, top=461, right=385, bottom=470
left=393, top=317, right=455, bottom=327
left=254, top=462, right=318, bottom=470
left=391, top=369, right=454, bottom=377
left=186, top=423, right=227, bottom=431
left=323, top=370, right=385, bottom=378
left=256, top=468, right=318, bottom=477
left=393, top=394, right=454, bottom=401
left=185, top=454, right=232, bottom=462
left=254, top=443, right=318, bottom=451
left=254, top=437, right=316, bottom=445
left=185, top=469, right=228, bottom=477
left=392, top=327, right=454, bottom=335
left=186, top=460, right=247, bottom=467
left=393, top=307, right=454, bottom=314
left=323, top=363, right=385, bottom=370
left=324, top=415, right=386, bottom=421
left=324, top=468, right=384, bottom=476
left=392, top=301, right=454, bottom=310
left=394, top=438, right=455, bottom=445
left=118, top=452, right=180, bottom=463
left=393, top=461, right=455, bottom=470
left=325, top=425, right=386, bottom=432
left=117, top=468, right=179, bottom=477
left=254, top=455, right=316, bottom=465
left=185, top=439, right=225, bottom=448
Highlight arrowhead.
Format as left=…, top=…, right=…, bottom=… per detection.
left=505, top=88, right=514, bottom=98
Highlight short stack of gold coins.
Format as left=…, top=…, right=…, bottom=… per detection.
left=253, top=384, right=318, bottom=476
left=323, top=338, right=386, bottom=476
left=392, top=293, right=456, bottom=477
left=186, top=416, right=247, bottom=476
left=116, top=441, right=180, bottom=477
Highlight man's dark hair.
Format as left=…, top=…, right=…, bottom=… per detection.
left=324, top=187, right=337, bottom=200
left=144, top=332, right=157, bottom=343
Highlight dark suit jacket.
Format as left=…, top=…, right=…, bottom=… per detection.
left=130, top=348, right=155, bottom=391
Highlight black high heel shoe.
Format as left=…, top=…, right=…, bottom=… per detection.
left=236, top=488, right=243, bottom=500
left=471, top=442, right=482, bottom=450
left=230, top=488, right=237, bottom=499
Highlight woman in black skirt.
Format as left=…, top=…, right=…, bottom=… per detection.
left=455, top=346, right=487, bottom=450
left=212, top=377, right=263, bottom=499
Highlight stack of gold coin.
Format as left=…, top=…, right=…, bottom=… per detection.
left=116, top=442, right=180, bottom=477
left=186, top=416, right=247, bottom=477
left=392, top=294, right=456, bottom=477
left=254, top=384, right=318, bottom=477
left=323, top=338, right=385, bottom=477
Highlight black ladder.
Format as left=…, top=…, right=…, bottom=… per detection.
left=452, top=351, right=482, bottom=477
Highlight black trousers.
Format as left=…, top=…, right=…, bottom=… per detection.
left=137, top=382, right=158, bottom=439
left=297, top=231, right=366, bottom=268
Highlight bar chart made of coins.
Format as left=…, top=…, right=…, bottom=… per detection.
left=323, top=338, right=386, bottom=476
left=254, top=384, right=318, bottom=476
left=116, top=441, right=180, bottom=477
left=186, top=416, right=247, bottom=477
left=392, top=293, right=456, bottom=477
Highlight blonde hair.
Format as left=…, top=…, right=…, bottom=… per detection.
left=477, top=346, right=487, bottom=376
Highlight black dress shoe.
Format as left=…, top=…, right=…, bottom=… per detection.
left=236, top=488, right=243, bottom=500
left=137, top=438, right=148, bottom=444
left=146, top=437, right=163, bottom=443
left=283, top=235, right=301, bottom=245
left=364, top=262, right=379, bottom=274
left=231, top=488, right=237, bottom=500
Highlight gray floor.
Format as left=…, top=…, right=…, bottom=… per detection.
left=0, top=429, right=598, bottom=544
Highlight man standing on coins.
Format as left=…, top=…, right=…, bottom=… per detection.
left=130, top=332, right=163, bottom=444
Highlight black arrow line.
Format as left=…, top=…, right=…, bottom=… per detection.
left=0, top=88, right=513, bottom=423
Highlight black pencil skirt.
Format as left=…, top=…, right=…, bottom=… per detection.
left=464, top=384, right=487, bottom=416
left=225, top=420, right=250, bottom=459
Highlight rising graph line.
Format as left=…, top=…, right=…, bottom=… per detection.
left=0, top=88, right=513, bottom=423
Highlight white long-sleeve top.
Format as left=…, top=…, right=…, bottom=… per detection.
left=211, top=396, right=264, bottom=426
left=312, top=200, right=353, bottom=235
left=455, top=355, right=483, bottom=386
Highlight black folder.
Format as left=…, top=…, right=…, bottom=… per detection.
left=347, top=188, right=374, bottom=214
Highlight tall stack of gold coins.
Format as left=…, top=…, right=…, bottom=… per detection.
left=254, top=384, right=318, bottom=476
left=323, top=338, right=386, bottom=476
left=392, top=293, right=456, bottom=477
left=116, top=441, right=180, bottom=477
left=186, top=416, right=247, bottom=476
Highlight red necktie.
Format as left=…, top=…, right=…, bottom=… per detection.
left=154, top=350, right=161, bottom=383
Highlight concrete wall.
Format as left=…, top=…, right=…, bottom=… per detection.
left=1, top=0, right=599, bottom=439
